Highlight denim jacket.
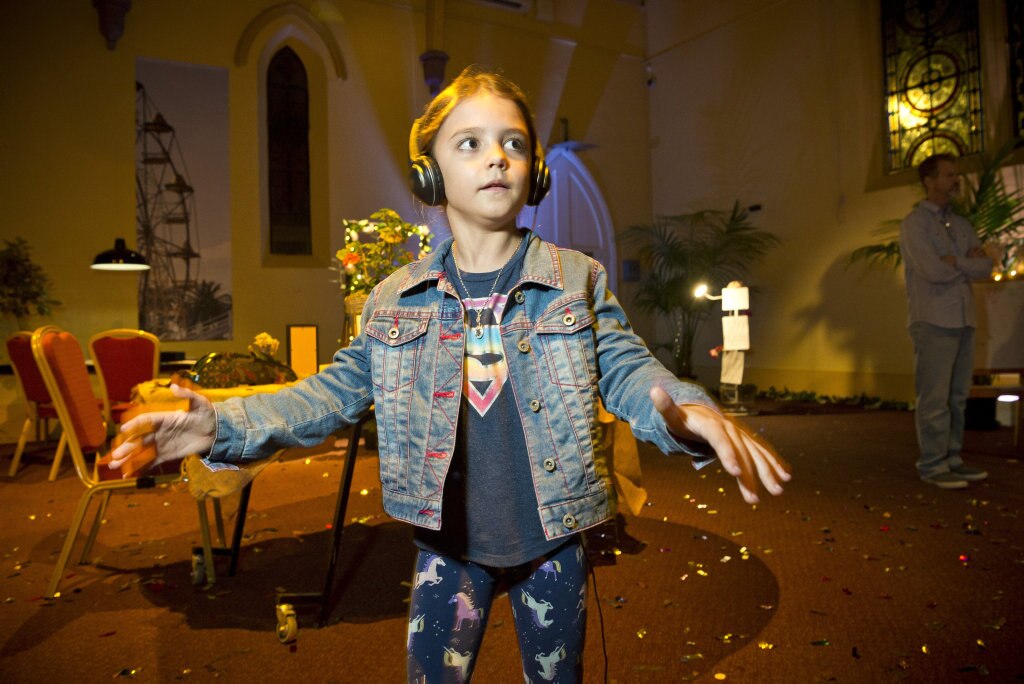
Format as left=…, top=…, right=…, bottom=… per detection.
left=208, top=232, right=718, bottom=541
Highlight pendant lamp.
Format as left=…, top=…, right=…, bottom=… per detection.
left=91, top=238, right=149, bottom=271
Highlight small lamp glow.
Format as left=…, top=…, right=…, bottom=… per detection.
left=694, top=283, right=722, bottom=301
left=91, top=238, right=149, bottom=271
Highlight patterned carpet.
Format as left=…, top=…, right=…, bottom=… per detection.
left=0, top=408, right=1020, bottom=682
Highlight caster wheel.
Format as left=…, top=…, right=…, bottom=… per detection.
left=190, top=553, right=206, bottom=586
left=276, top=603, right=298, bottom=643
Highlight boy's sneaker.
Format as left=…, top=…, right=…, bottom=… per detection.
left=950, top=464, right=988, bottom=481
left=921, top=472, right=969, bottom=489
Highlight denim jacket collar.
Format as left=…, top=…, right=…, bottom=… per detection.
left=393, top=230, right=566, bottom=297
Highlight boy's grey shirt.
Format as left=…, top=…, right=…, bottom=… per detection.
left=208, top=232, right=719, bottom=541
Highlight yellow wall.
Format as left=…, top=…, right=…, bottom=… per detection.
left=645, top=0, right=1017, bottom=401
left=0, top=0, right=652, bottom=442
left=3, top=0, right=1015, bottom=446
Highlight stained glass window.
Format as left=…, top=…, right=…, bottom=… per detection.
left=881, top=0, right=984, bottom=172
left=1010, top=0, right=1024, bottom=139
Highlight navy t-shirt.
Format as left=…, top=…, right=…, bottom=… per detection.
left=413, top=233, right=563, bottom=567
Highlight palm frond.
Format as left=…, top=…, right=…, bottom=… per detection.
left=626, top=202, right=779, bottom=376
left=852, top=137, right=1024, bottom=271
left=847, top=241, right=902, bottom=268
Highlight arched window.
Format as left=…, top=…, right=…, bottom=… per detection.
left=267, top=47, right=311, bottom=254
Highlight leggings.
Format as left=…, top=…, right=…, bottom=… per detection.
left=406, top=538, right=587, bottom=683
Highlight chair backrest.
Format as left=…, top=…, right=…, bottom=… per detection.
left=88, top=329, right=160, bottom=406
left=6, top=331, right=53, bottom=405
left=32, top=326, right=108, bottom=482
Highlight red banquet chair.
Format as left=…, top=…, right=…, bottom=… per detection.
left=88, top=328, right=160, bottom=426
left=5, top=330, right=68, bottom=480
left=31, top=325, right=228, bottom=599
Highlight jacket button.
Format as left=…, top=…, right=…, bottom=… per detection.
left=388, top=327, right=400, bottom=339
left=543, top=457, right=556, bottom=472
left=562, top=514, right=577, bottom=529
left=529, top=399, right=541, bottom=412
left=562, top=313, right=576, bottom=326
left=515, top=290, right=526, bottom=304
left=517, top=340, right=531, bottom=353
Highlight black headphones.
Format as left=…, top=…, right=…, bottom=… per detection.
left=408, top=110, right=551, bottom=207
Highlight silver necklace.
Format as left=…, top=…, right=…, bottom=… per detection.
left=452, top=236, right=523, bottom=339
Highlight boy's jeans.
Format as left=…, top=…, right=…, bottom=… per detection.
left=909, top=322, right=974, bottom=478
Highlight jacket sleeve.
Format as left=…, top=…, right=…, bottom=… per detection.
left=206, top=292, right=377, bottom=464
left=958, top=255, right=994, bottom=280
left=959, top=228, right=994, bottom=279
left=587, top=257, right=719, bottom=468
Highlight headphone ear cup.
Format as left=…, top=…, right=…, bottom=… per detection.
left=409, top=155, right=445, bottom=206
left=526, top=158, right=550, bottom=207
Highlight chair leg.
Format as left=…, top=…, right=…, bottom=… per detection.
left=211, top=498, right=228, bottom=547
left=196, top=499, right=217, bottom=586
left=47, top=432, right=68, bottom=482
left=81, top=490, right=112, bottom=563
left=8, top=417, right=33, bottom=477
left=228, top=483, right=253, bottom=577
left=47, top=488, right=100, bottom=599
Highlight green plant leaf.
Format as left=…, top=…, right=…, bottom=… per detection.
left=0, top=237, right=60, bottom=320
left=625, top=202, right=779, bottom=376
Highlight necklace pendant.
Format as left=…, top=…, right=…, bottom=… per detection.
left=474, top=325, right=484, bottom=339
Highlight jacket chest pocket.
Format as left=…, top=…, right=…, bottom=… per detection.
left=366, top=314, right=429, bottom=391
left=536, top=299, right=597, bottom=388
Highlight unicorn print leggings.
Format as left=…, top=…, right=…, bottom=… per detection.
left=406, top=539, right=587, bottom=683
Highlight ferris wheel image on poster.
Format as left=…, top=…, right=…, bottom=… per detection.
left=135, top=57, right=232, bottom=341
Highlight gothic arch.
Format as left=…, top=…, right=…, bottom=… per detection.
left=520, top=144, right=619, bottom=291
left=235, top=2, right=347, bottom=80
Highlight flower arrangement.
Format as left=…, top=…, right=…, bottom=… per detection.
left=333, top=208, right=433, bottom=296
left=248, top=332, right=280, bottom=358
left=188, top=331, right=296, bottom=388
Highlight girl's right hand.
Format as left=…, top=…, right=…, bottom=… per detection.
left=650, top=386, right=791, bottom=505
left=108, top=384, right=216, bottom=477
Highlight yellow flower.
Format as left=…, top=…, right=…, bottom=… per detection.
left=249, top=332, right=280, bottom=357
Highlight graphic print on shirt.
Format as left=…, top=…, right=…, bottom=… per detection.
left=462, top=293, right=510, bottom=416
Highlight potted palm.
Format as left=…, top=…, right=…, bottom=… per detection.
left=849, top=142, right=1024, bottom=411
left=849, top=140, right=1024, bottom=272
left=625, top=202, right=779, bottom=378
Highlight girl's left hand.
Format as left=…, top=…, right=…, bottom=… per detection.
left=650, top=386, right=792, bottom=504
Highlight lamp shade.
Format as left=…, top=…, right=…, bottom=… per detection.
left=91, top=238, right=149, bottom=271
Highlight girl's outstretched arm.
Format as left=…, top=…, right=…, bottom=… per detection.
left=649, top=386, right=791, bottom=504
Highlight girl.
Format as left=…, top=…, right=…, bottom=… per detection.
left=111, top=65, right=790, bottom=682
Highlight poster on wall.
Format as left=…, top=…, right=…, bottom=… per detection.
left=135, top=57, right=232, bottom=340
